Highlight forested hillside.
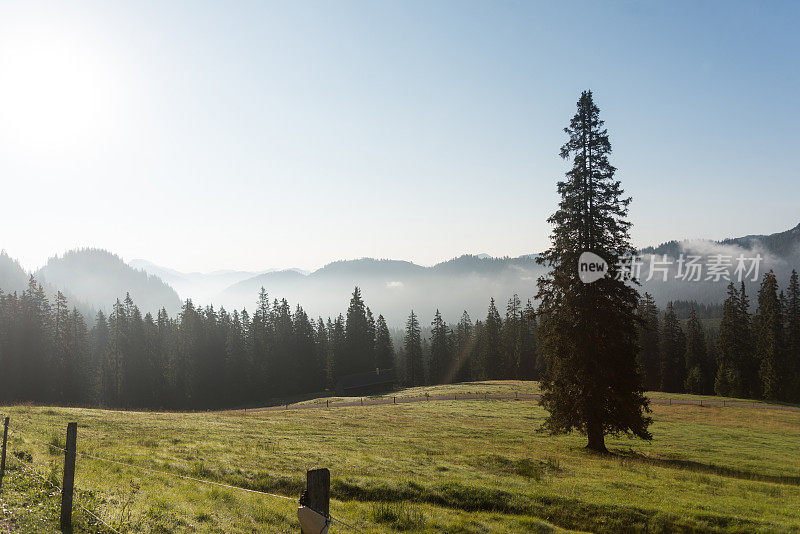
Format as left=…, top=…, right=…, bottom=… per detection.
left=0, top=251, right=28, bottom=293
left=36, top=249, right=181, bottom=315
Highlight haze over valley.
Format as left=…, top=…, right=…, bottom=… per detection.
left=2, top=223, right=798, bottom=326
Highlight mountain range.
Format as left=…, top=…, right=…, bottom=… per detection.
left=0, top=249, right=181, bottom=318
left=1, top=223, right=798, bottom=325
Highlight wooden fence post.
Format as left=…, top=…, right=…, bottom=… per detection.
left=301, top=468, right=330, bottom=533
left=60, top=422, right=77, bottom=531
left=0, top=416, right=8, bottom=490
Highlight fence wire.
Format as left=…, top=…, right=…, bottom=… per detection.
left=3, top=420, right=374, bottom=532
left=4, top=436, right=122, bottom=534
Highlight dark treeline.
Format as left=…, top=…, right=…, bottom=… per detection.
left=637, top=270, right=800, bottom=403
left=400, top=295, right=541, bottom=387
left=2, top=269, right=798, bottom=409
left=0, top=281, right=539, bottom=410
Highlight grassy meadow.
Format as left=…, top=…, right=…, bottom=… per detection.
left=1, top=381, right=799, bottom=533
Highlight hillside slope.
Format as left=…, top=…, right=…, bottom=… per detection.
left=36, top=249, right=181, bottom=315
left=1, top=382, right=798, bottom=532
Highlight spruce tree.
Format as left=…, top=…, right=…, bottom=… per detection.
left=330, top=314, right=346, bottom=388
left=225, top=309, right=247, bottom=405
left=251, top=289, right=272, bottom=397
left=404, top=311, right=424, bottom=386
left=292, top=305, right=319, bottom=394
left=660, top=302, right=686, bottom=393
left=635, top=293, right=661, bottom=391
left=536, top=90, right=650, bottom=451
left=469, top=320, right=485, bottom=381
left=501, top=295, right=522, bottom=379
left=64, top=307, right=90, bottom=405
left=453, top=311, right=473, bottom=382
left=480, top=298, right=503, bottom=380
left=366, top=306, right=377, bottom=368
left=738, top=283, right=757, bottom=398
left=374, top=314, right=395, bottom=370
left=52, top=291, right=69, bottom=402
left=314, top=318, right=330, bottom=391
left=786, top=270, right=800, bottom=402
left=683, top=308, right=707, bottom=394
left=755, top=271, right=785, bottom=400
left=429, top=310, right=451, bottom=383
left=517, top=300, right=539, bottom=380
left=344, top=287, right=371, bottom=375
left=90, top=311, right=109, bottom=404
left=271, top=299, right=294, bottom=395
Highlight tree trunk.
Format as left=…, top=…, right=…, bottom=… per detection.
left=586, top=420, right=607, bottom=453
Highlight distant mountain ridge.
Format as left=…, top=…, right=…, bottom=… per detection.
left=128, top=259, right=270, bottom=304
left=2, top=223, right=799, bottom=326
left=35, top=249, right=181, bottom=316
left=640, top=223, right=800, bottom=259
left=219, top=254, right=546, bottom=326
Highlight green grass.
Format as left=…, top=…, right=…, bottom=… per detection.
left=1, top=382, right=799, bottom=532
left=289, top=380, right=542, bottom=406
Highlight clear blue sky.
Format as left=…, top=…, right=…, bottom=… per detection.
left=0, top=0, right=797, bottom=272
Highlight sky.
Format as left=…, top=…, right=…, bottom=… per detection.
left=0, top=0, right=798, bottom=273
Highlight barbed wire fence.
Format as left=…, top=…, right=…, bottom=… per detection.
left=0, top=415, right=368, bottom=533
left=3, top=393, right=796, bottom=532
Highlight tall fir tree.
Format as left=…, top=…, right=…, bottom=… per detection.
left=635, top=293, right=661, bottom=391
left=755, top=271, right=786, bottom=400
left=52, top=291, right=70, bottom=402
left=453, top=311, right=474, bottom=382
left=293, top=305, right=320, bottom=394
left=479, top=298, right=503, bottom=380
left=251, top=289, right=273, bottom=396
left=660, top=302, right=686, bottom=393
left=314, top=317, right=330, bottom=390
left=404, top=310, right=424, bottom=386
left=536, top=90, right=650, bottom=451
left=344, top=287, right=372, bottom=375
left=225, top=309, right=248, bottom=405
left=366, top=306, right=377, bottom=368
left=715, top=283, right=741, bottom=396
left=329, top=314, right=346, bottom=388
left=429, top=310, right=452, bottom=383
left=374, top=314, right=395, bottom=370
left=683, top=308, right=707, bottom=394
left=785, top=270, right=800, bottom=402
left=501, top=295, right=522, bottom=379
left=64, top=307, right=90, bottom=404
left=738, top=283, right=758, bottom=398
left=517, top=300, right=539, bottom=380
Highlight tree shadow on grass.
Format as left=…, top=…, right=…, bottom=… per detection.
left=610, top=448, right=800, bottom=486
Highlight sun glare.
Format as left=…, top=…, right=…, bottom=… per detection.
left=0, top=29, right=117, bottom=154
